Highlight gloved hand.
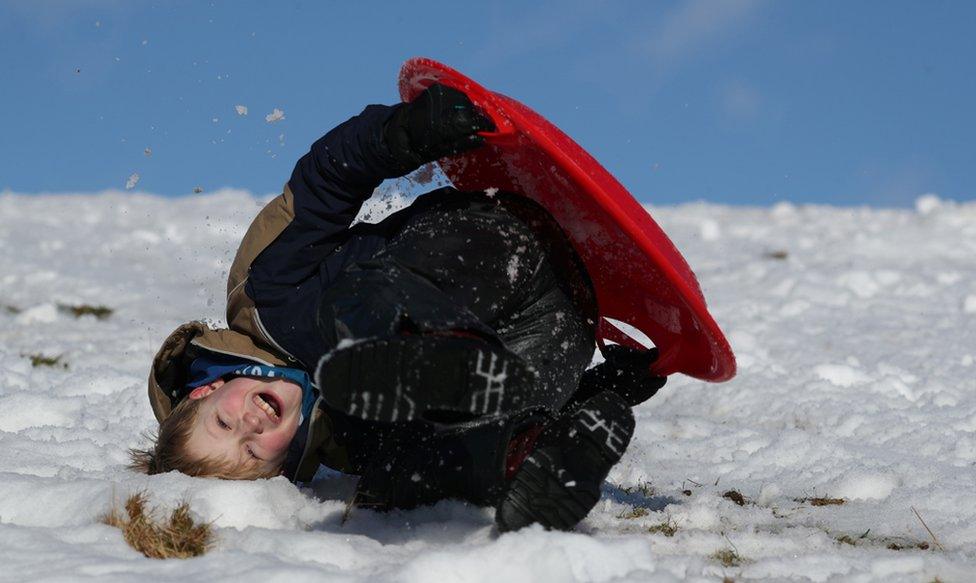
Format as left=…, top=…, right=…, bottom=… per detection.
left=575, top=345, right=667, bottom=408
left=384, top=83, right=496, bottom=172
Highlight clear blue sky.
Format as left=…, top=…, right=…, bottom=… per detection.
left=2, top=0, right=973, bottom=206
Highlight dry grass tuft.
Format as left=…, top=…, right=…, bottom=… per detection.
left=797, top=497, right=846, bottom=506
left=836, top=534, right=859, bottom=546
left=621, top=481, right=656, bottom=497
left=24, top=353, right=68, bottom=369
left=722, top=490, right=747, bottom=506
left=618, top=506, right=649, bottom=520
left=58, top=303, right=114, bottom=320
left=2, top=303, right=21, bottom=314
left=647, top=517, right=678, bottom=537
left=834, top=529, right=933, bottom=552
left=101, top=492, right=213, bottom=559
left=712, top=548, right=743, bottom=567
left=886, top=539, right=930, bottom=551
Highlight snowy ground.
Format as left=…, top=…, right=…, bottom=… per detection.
left=1, top=188, right=974, bottom=582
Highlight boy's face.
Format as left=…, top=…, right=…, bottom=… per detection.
left=184, top=376, right=303, bottom=475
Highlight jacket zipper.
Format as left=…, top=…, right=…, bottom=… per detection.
left=253, top=307, right=300, bottom=363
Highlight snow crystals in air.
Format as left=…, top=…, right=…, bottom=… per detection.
left=124, top=173, right=139, bottom=189
left=265, top=108, right=285, bottom=123
left=0, top=191, right=974, bottom=581
left=963, top=294, right=976, bottom=314
left=235, top=104, right=248, bottom=116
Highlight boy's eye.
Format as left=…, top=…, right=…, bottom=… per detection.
left=246, top=445, right=261, bottom=461
left=217, top=417, right=230, bottom=430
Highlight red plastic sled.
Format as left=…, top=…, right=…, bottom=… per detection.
left=398, top=58, right=736, bottom=382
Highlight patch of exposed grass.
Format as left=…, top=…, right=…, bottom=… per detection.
left=836, top=529, right=870, bottom=546
left=764, top=250, right=789, bottom=260
left=834, top=530, right=932, bottom=552
left=24, top=353, right=68, bottom=369
left=621, top=481, right=655, bottom=497
left=886, top=539, right=930, bottom=551
left=2, top=303, right=21, bottom=314
left=101, top=493, right=213, bottom=559
left=712, top=548, right=743, bottom=567
left=797, top=497, right=846, bottom=506
left=722, top=490, right=747, bottom=506
left=647, top=517, right=678, bottom=537
left=58, top=303, right=114, bottom=320
left=618, top=506, right=649, bottom=520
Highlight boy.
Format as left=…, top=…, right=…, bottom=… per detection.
left=134, top=83, right=667, bottom=531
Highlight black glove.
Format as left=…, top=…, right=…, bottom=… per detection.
left=384, top=83, right=496, bottom=172
left=569, top=345, right=667, bottom=410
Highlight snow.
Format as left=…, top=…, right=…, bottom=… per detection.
left=1, top=189, right=975, bottom=581
left=235, top=105, right=248, bottom=116
left=265, top=108, right=285, bottom=123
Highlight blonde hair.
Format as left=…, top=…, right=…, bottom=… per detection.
left=129, top=396, right=280, bottom=480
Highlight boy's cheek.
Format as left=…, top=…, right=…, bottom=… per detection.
left=264, top=426, right=299, bottom=455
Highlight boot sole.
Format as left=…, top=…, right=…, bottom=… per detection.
left=496, top=392, right=635, bottom=532
left=315, top=336, right=536, bottom=423
left=496, top=448, right=599, bottom=532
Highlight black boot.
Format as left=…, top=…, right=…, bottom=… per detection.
left=315, top=334, right=539, bottom=423
left=495, top=391, right=635, bottom=532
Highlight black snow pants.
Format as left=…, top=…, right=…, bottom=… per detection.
left=317, top=192, right=598, bottom=505
left=317, top=192, right=597, bottom=413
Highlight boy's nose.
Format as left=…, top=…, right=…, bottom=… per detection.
left=242, top=411, right=263, bottom=433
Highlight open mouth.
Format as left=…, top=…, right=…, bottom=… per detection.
left=254, top=392, right=282, bottom=422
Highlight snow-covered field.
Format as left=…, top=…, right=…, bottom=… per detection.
left=1, top=188, right=974, bottom=582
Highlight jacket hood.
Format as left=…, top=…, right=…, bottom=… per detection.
left=147, top=322, right=290, bottom=423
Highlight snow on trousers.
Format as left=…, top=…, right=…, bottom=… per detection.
left=316, top=193, right=597, bottom=415
left=314, top=194, right=599, bottom=506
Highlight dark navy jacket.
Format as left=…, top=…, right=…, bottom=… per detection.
left=246, top=103, right=417, bottom=367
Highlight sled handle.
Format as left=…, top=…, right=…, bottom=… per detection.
left=470, top=95, right=519, bottom=146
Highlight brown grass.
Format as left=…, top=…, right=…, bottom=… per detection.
left=834, top=530, right=932, bottom=552
left=797, top=497, right=846, bottom=506
left=886, top=540, right=929, bottom=551
left=911, top=505, right=945, bottom=552
left=836, top=534, right=860, bottom=546
left=618, top=506, right=649, bottom=520
left=722, top=490, right=747, bottom=506
left=647, top=517, right=678, bottom=537
left=712, top=548, right=743, bottom=567
left=621, top=481, right=656, bottom=497
left=101, top=493, right=213, bottom=559
left=24, top=353, right=68, bottom=369
left=58, top=303, right=114, bottom=320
